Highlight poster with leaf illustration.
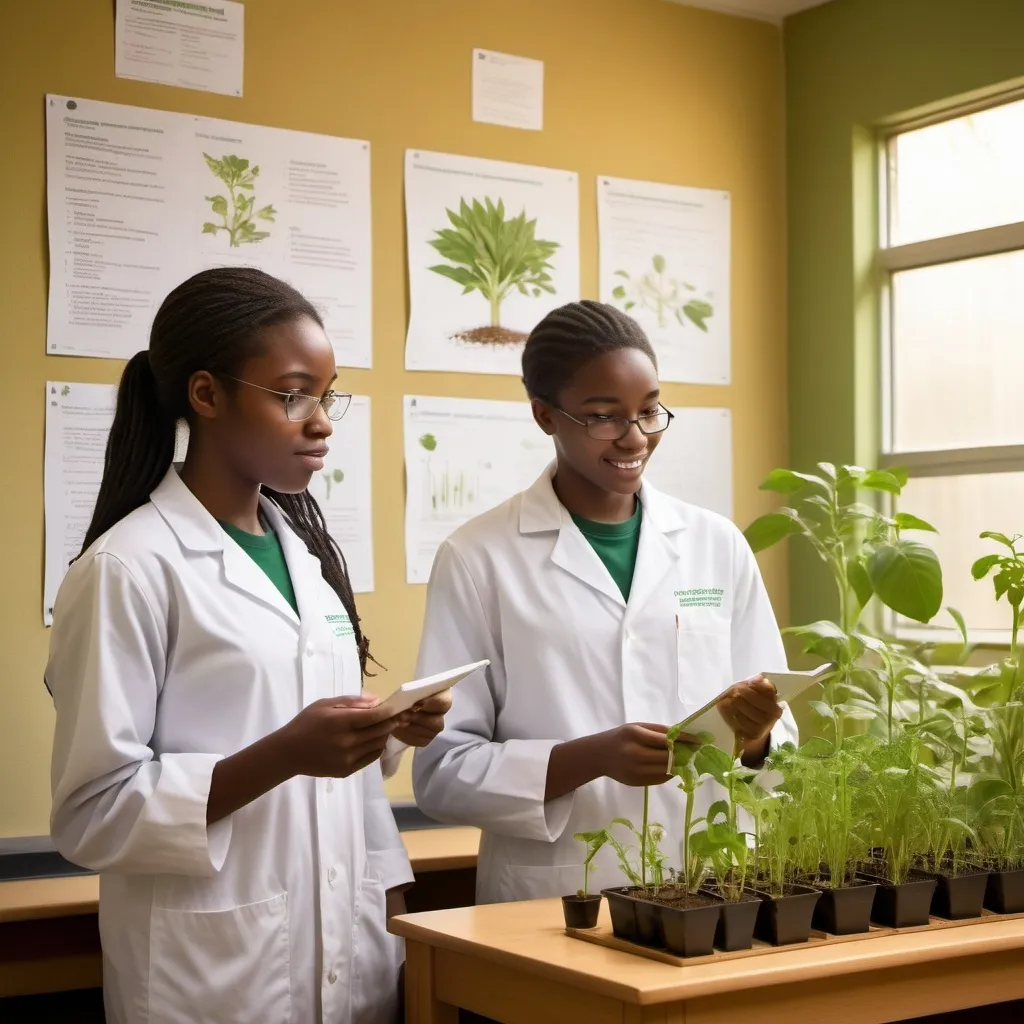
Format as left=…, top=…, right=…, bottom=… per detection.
left=404, top=150, right=580, bottom=376
left=597, top=176, right=731, bottom=385
left=403, top=395, right=554, bottom=583
left=45, top=95, right=372, bottom=368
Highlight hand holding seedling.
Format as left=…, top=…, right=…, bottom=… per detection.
left=391, top=690, right=453, bottom=748
left=716, top=674, right=782, bottom=748
left=280, top=694, right=406, bottom=779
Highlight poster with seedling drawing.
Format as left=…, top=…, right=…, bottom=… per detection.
left=46, top=95, right=372, bottom=367
left=597, top=176, right=730, bottom=385
left=403, top=395, right=553, bottom=582
left=404, top=150, right=580, bottom=376
left=306, top=395, right=374, bottom=593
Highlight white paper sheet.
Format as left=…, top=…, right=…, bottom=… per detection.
left=403, top=395, right=553, bottom=583
left=472, top=48, right=544, bottom=131
left=46, top=95, right=372, bottom=368
left=43, top=382, right=118, bottom=626
left=643, top=407, right=733, bottom=519
left=597, top=176, right=731, bottom=385
left=404, top=150, right=579, bottom=376
left=115, top=0, right=245, bottom=97
left=306, top=395, right=374, bottom=593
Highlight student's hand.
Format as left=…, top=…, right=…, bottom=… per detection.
left=391, top=690, right=453, bottom=748
left=279, top=694, right=403, bottom=778
left=598, top=723, right=677, bottom=787
left=716, top=674, right=782, bottom=748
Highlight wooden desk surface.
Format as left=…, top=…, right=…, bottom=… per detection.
left=0, top=826, right=479, bottom=925
left=392, top=897, right=1024, bottom=1007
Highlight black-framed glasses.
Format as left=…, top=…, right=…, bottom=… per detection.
left=552, top=403, right=674, bottom=441
left=222, top=376, right=352, bottom=422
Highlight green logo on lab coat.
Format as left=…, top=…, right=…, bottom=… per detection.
left=325, top=613, right=355, bottom=638
left=675, top=588, right=724, bottom=609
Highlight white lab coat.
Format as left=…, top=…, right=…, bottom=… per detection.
left=47, top=467, right=412, bottom=1024
left=412, top=465, right=798, bottom=905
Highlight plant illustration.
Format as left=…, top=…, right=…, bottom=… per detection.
left=427, top=197, right=559, bottom=344
left=419, top=434, right=438, bottom=452
left=202, top=153, right=277, bottom=248
left=611, top=254, right=713, bottom=332
left=321, top=468, right=344, bottom=500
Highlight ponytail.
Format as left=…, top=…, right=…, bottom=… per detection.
left=80, top=352, right=177, bottom=555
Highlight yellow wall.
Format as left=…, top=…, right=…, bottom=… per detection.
left=0, top=0, right=789, bottom=837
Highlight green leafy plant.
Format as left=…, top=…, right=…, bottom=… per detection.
left=572, top=829, right=612, bottom=897
left=427, top=197, right=559, bottom=330
left=973, top=533, right=1024, bottom=695
left=611, top=254, right=713, bottom=331
left=322, top=468, right=344, bottom=500
left=201, top=153, right=276, bottom=247
left=668, top=727, right=715, bottom=893
left=606, top=814, right=667, bottom=892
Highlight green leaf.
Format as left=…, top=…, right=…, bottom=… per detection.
left=887, top=466, right=910, bottom=487
left=760, top=468, right=826, bottom=495
left=867, top=540, right=943, bottom=622
left=971, top=554, right=1001, bottom=580
left=695, top=744, right=735, bottom=783
left=611, top=285, right=627, bottom=300
left=418, top=433, right=437, bottom=452
left=809, top=700, right=836, bottom=721
left=652, top=254, right=667, bottom=274
left=613, top=270, right=630, bottom=278
left=947, top=607, right=969, bottom=647
left=980, top=531, right=1016, bottom=549
left=257, top=204, right=277, bottom=221
left=743, top=511, right=802, bottom=552
left=206, top=194, right=229, bottom=216
left=682, top=300, right=713, bottom=330
left=894, top=512, right=937, bottom=533
left=201, top=222, right=219, bottom=234
left=847, top=557, right=874, bottom=609
left=861, top=469, right=904, bottom=495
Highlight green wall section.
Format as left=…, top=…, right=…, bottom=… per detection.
left=783, top=0, right=1024, bottom=627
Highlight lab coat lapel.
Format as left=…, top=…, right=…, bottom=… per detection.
left=520, top=464, right=625, bottom=607
left=261, top=498, right=324, bottom=629
left=625, top=481, right=687, bottom=617
left=149, top=467, right=299, bottom=626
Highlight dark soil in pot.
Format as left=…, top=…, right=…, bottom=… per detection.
left=857, top=861, right=936, bottom=928
left=985, top=867, right=1024, bottom=915
left=751, top=883, right=821, bottom=946
left=699, top=886, right=760, bottom=951
left=562, top=894, right=601, bottom=929
left=802, top=872, right=878, bottom=935
left=658, top=891, right=722, bottom=958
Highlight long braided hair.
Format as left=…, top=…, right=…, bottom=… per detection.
left=80, top=267, right=374, bottom=674
left=521, top=300, right=657, bottom=403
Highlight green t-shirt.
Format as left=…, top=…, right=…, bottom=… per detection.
left=220, top=521, right=298, bottom=613
left=570, top=501, right=643, bottom=601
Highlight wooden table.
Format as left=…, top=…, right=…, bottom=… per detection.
left=0, top=826, right=479, bottom=998
left=393, top=897, right=1024, bottom=1024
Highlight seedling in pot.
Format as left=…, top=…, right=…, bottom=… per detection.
left=564, top=829, right=609, bottom=929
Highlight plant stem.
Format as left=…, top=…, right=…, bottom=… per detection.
left=641, top=785, right=649, bottom=889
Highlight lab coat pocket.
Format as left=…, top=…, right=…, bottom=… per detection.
left=148, top=892, right=291, bottom=1024
left=351, top=874, right=402, bottom=1024
left=494, top=862, right=580, bottom=903
left=676, top=623, right=733, bottom=707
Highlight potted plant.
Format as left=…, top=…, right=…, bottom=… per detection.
left=564, top=830, right=609, bottom=929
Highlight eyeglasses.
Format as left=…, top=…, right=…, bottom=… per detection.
left=552, top=404, right=675, bottom=441
left=222, top=376, right=352, bottom=422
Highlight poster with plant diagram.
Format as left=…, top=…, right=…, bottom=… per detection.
left=403, top=395, right=553, bottom=583
left=305, top=395, right=374, bottom=593
left=597, top=176, right=730, bottom=385
left=46, top=95, right=372, bottom=368
left=404, top=150, right=580, bottom=376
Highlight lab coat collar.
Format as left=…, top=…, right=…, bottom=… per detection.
left=518, top=463, right=690, bottom=536
left=150, top=466, right=312, bottom=626
left=519, top=463, right=688, bottom=611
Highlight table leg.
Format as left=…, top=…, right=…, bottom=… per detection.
left=405, top=940, right=457, bottom=1024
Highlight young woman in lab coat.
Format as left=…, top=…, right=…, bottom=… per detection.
left=46, top=268, right=449, bottom=1024
left=412, top=300, right=798, bottom=905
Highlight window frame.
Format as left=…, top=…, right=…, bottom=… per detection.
left=876, top=91, right=1024, bottom=644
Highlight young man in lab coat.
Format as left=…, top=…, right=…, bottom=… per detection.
left=47, top=268, right=449, bottom=1024
left=412, top=300, right=797, bottom=906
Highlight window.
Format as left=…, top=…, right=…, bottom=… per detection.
left=880, top=95, right=1024, bottom=642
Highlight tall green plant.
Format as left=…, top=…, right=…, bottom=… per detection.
left=427, top=197, right=559, bottom=327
